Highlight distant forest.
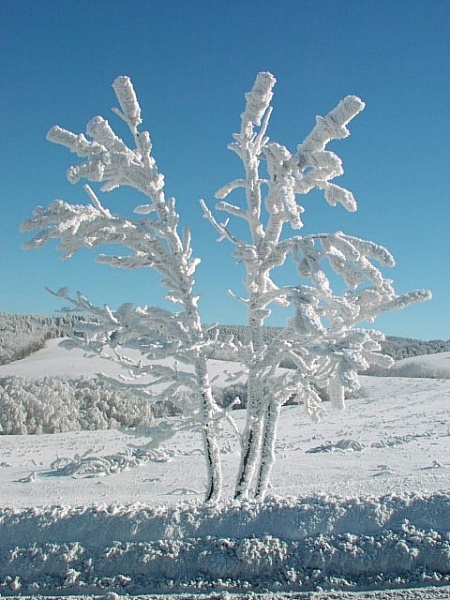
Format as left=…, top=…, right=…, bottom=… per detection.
left=0, top=313, right=89, bottom=365
left=1, top=312, right=449, bottom=367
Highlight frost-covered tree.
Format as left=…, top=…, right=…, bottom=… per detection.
left=202, top=72, right=431, bottom=500
left=21, top=77, right=224, bottom=503
left=22, top=72, right=431, bottom=504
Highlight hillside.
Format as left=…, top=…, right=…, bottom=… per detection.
left=0, top=312, right=91, bottom=365
left=1, top=313, right=449, bottom=366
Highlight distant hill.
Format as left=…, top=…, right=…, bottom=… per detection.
left=0, top=313, right=89, bottom=365
left=1, top=312, right=449, bottom=366
left=212, top=324, right=450, bottom=362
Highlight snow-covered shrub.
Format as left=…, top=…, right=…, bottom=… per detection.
left=363, top=359, right=450, bottom=378
left=0, top=376, right=155, bottom=435
left=213, top=384, right=247, bottom=410
left=388, top=361, right=449, bottom=379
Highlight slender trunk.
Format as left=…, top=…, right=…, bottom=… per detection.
left=181, top=288, right=222, bottom=503
left=202, top=414, right=222, bottom=503
left=233, top=405, right=264, bottom=499
left=234, top=309, right=265, bottom=500
left=234, top=83, right=278, bottom=500
left=195, top=357, right=222, bottom=503
left=254, top=398, right=282, bottom=500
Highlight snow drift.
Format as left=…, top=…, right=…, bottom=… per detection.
left=1, top=494, right=450, bottom=595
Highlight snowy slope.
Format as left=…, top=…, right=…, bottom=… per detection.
left=1, top=341, right=450, bottom=597
left=0, top=338, right=246, bottom=385
left=392, top=351, right=450, bottom=377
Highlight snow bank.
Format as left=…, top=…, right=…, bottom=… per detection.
left=1, top=493, right=450, bottom=595
left=2, top=494, right=450, bottom=547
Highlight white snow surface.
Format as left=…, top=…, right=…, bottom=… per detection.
left=392, top=351, right=450, bottom=376
left=1, top=341, right=450, bottom=598
left=0, top=338, right=246, bottom=386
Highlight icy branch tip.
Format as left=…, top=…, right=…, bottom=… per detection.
left=255, top=71, right=276, bottom=87
left=334, top=95, right=366, bottom=126
left=244, top=71, right=276, bottom=126
left=46, top=126, right=74, bottom=147
left=112, top=76, right=142, bottom=128
left=415, top=289, right=433, bottom=302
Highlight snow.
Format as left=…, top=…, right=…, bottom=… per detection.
left=392, top=351, right=450, bottom=376
left=1, top=341, right=450, bottom=598
left=0, top=338, right=246, bottom=386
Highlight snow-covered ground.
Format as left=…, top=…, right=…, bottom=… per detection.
left=1, top=340, right=450, bottom=598
left=392, top=351, right=450, bottom=378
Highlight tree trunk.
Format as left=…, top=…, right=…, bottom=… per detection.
left=254, top=398, right=282, bottom=499
left=195, top=357, right=222, bottom=503
left=234, top=310, right=266, bottom=500
left=233, top=406, right=264, bottom=500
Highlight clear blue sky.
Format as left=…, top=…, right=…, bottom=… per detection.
left=1, top=0, right=449, bottom=340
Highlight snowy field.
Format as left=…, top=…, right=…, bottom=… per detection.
left=1, top=341, right=450, bottom=599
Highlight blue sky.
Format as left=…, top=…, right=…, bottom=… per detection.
left=1, top=0, right=449, bottom=340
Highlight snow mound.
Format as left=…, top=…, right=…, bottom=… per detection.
left=306, top=439, right=365, bottom=453
left=1, top=494, right=450, bottom=595
left=48, top=446, right=173, bottom=477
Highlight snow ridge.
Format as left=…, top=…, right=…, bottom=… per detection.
left=1, top=493, right=450, bottom=595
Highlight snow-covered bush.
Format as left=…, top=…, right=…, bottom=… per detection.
left=22, top=73, right=430, bottom=502
left=213, top=383, right=248, bottom=410
left=0, top=376, right=156, bottom=435
left=391, top=361, right=450, bottom=378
